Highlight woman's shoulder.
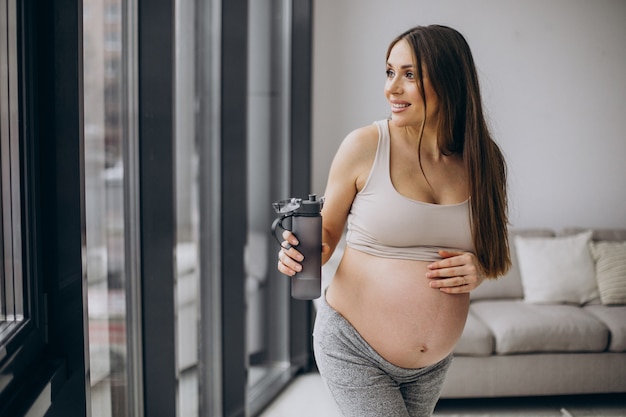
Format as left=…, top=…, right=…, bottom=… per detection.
left=339, top=122, right=380, bottom=155
left=328, top=122, right=381, bottom=184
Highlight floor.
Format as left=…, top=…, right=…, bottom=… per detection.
left=258, top=372, right=626, bottom=417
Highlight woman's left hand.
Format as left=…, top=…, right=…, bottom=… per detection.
left=426, top=250, right=485, bottom=294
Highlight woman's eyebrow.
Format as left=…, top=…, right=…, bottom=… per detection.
left=386, top=63, right=415, bottom=69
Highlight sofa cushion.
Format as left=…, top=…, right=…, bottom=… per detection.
left=471, top=229, right=554, bottom=301
left=589, top=241, right=626, bottom=305
left=583, top=304, right=626, bottom=352
left=515, top=231, right=599, bottom=305
left=470, top=300, right=609, bottom=354
left=453, top=311, right=494, bottom=356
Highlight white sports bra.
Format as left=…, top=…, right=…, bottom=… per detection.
left=345, top=120, right=475, bottom=261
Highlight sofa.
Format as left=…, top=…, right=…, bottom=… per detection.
left=440, top=227, right=626, bottom=398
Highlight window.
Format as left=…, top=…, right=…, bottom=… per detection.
left=0, top=2, right=52, bottom=414
left=0, top=0, right=24, bottom=346
left=104, top=29, right=121, bottom=51
left=105, top=3, right=120, bottom=23
left=245, top=0, right=294, bottom=413
left=84, top=0, right=142, bottom=415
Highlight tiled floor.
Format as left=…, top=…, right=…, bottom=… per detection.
left=258, top=372, right=626, bottom=417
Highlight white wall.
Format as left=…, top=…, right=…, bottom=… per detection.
left=312, top=0, right=626, bottom=229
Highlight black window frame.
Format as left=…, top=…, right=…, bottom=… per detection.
left=0, top=1, right=88, bottom=415
left=0, top=0, right=54, bottom=414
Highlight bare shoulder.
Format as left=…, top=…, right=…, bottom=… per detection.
left=339, top=123, right=379, bottom=155
left=329, top=122, right=380, bottom=191
left=333, top=123, right=379, bottom=168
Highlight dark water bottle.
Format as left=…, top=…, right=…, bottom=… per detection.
left=272, top=194, right=323, bottom=299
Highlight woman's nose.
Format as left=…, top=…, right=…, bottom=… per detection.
left=386, top=77, right=401, bottom=94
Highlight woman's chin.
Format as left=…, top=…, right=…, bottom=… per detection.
left=389, top=113, right=406, bottom=124
left=389, top=114, right=415, bottom=127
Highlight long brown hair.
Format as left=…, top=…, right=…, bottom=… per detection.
left=387, top=25, right=511, bottom=277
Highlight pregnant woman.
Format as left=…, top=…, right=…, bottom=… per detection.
left=278, top=25, right=511, bottom=417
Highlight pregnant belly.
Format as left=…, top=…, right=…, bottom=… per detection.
left=326, top=246, right=470, bottom=369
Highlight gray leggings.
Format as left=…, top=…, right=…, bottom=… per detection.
left=313, top=294, right=452, bottom=417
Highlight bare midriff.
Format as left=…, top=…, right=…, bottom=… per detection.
left=325, top=245, right=470, bottom=369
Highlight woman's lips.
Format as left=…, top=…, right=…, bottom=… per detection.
left=391, top=102, right=410, bottom=113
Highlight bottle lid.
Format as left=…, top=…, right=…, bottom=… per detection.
left=272, top=198, right=301, bottom=214
left=296, top=194, right=323, bottom=214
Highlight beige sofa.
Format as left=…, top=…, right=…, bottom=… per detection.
left=440, top=228, right=626, bottom=398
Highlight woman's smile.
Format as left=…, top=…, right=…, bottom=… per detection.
left=391, top=101, right=411, bottom=112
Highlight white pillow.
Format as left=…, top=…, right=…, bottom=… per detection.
left=515, top=231, right=599, bottom=304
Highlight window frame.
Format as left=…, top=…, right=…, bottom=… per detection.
left=0, top=1, right=49, bottom=414
left=0, top=0, right=24, bottom=341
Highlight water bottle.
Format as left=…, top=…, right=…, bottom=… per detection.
left=271, top=194, right=323, bottom=299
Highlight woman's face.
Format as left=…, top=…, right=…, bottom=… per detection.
left=384, top=39, right=439, bottom=127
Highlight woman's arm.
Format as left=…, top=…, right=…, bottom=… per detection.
left=278, top=125, right=379, bottom=276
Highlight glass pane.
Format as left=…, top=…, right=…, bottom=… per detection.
left=0, top=0, right=24, bottom=338
left=174, top=1, right=200, bottom=416
left=83, top=0, right=130, bottom=415
left=246, top=0, right=292, bottom=413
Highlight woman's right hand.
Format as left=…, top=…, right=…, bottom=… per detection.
left=277, top=230, right=304, bottom=277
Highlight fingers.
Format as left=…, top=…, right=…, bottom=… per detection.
left=282, top=230, right=299, bottom=247
left=427, top=264, right=477, bottom=280
left=277, top=232, right=304, bottom=277
left=427, top=252, right=482, bottom=293
left=436, top=249, right=464, bottom=259
left=277, top=231, right=329, bottom=277
left=428, top=251, right=474, bottom=270
left=427, top=254, right=477, bottom=279
left=428, top=275, right=475, bottom=290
